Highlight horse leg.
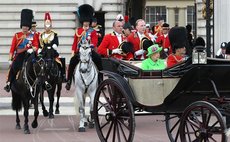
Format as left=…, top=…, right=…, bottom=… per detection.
left=88, top=89, right=96, bottom=129
left=23, top=98, right=30, bottom=134
left=12, top=91, right=22, bottom=129
left=48, top=87, right=55, bottom=119
left=31, top=95, right=39, bottom=128
left=55, top=82, right=62, bottom=114
left=15, top=109, right=21, bottom=129
left=40, top=89, right=48, bottom=117
left=76, top=89, right=86, bottom=132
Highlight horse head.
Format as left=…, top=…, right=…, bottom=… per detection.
left=79, top=40, right=93, bottom=73
left=42, top=46, right=58, bottom=76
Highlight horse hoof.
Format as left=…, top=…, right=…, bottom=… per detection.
left=84, top=122, right=88, bottom=127
left=55, top=109, right=60, bottom=114
left=78, top=127, right=85, bottom=132
left=43, top=110, right=49, bottom=117
left=88, top=122, right=94, bottom=129
left=15, top=124, right=21, bottom=129
left=24, top=129, right=31, bottom=134
left=31, top=121, right=38, bottom=128
left=49, top=114, right=54, bottom=119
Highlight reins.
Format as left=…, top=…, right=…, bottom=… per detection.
left=23, top=59, right=44, bottom=98
left=79, top=61, right=96, bottom=93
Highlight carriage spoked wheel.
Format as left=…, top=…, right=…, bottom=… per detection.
left=165, top=113, right=182, bottom=142
left=179, top=101, right=227, bottom=142
left=93, top=78, right=135, bottom=142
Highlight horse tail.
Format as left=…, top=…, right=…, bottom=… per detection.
left=11, top=91, right=22, bottom=111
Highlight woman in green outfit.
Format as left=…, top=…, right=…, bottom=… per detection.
left=141, top=44, right=166, bottom=70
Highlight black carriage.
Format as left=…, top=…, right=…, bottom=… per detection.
left=93, top=55, right=230, bottom=142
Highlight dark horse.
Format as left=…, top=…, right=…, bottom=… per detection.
left=39, top=46, right=63, bottom=118
left=11, top=53, right=45, bottom=134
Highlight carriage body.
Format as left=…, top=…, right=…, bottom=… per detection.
left=94, top=57, right=230, bottom=142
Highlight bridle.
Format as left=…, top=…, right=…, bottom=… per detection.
left=78, top=46, right=96, bottom=93
left=23, top=56, right=46, bottom=98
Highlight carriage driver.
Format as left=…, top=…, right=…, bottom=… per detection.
left=4, top=9, right=39, bottom=93
left=65, top=4, right=103, bottom=90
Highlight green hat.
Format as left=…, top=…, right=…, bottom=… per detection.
left=146, top=44, right=162, bottom=56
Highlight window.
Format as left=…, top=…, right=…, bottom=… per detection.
left=145, top=6, right=166, bottom=28
left=187, top=6, right=195, bottom=33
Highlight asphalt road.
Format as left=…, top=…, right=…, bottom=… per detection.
left=0, top=70, right=171, bottom=142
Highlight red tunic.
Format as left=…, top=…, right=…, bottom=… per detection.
left=98, top=32, right=133, bottom=60
left=167, top=54, right=185, bottom=68
left=127, top=32, right=150, bottom=60
left=9, top=31, right=39, bottom=60
left=72, top=27, right=98, bottom=53
left=155, top=34, right=172, bottom=54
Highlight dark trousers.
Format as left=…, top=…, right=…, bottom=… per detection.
left=66, top=50, right=103, bottom=84
left=7, top=52, right=27, bottom=83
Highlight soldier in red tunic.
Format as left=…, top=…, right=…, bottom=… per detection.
left=65, top=4, right=103, bottom=90
left=98, top=20, right=134, bottom=60
left=167, top=27, right=187, bottom=68
left=127, top=19, right=151, bottom=60
left=155, top=23, right=172, bottom=59
left=4, top=9, right=39, bottom=92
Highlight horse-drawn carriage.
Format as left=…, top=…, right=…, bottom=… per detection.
left=93, top=55, right=230, bottom=142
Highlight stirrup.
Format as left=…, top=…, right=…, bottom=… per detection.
left=45, top=82, right=52, bottom=90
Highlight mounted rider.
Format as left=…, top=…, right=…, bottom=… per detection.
left=65, top=4, right=103, bottom=90
left=38, top=12, right=65, bottom=89
left=4, top=9, right=39, bottom=92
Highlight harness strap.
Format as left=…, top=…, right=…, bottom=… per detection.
left=80, top=65, right=96, bottom=94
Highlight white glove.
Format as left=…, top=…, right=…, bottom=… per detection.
left=112, top=48, right=122, bottom=54
left=52, top=44, right=58, bottom=50
left=37, top=48, right=42, bottom=54
left=8, top=60, right=12, bottom=65
left=135, top=49, right=145, bottom=56
left=164, top=48, right=168, bottom=53
left=27, top=48, right=33, bottom=54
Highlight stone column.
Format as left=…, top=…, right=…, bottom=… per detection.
left=178, top=7, right=186, bottom=26
left=167, top=7, right=175, bottom=27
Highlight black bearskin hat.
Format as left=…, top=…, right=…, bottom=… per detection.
left=78, top=4, right=94, bottom=24
left=140, top=37, right=153, bottom=51
left=20, top=9, right=33, bottom=29
left=169, top=26, right=188, bottom=51
left=119, top=42, right=134, bottom=53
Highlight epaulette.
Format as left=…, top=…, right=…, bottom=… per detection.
left=51, top=30, right=57, bottom=34
left=96, top=25, right=102, bottom=28
left=111, top=32, right=116, bottom=36
left=75, top=28, right=85, bottom=38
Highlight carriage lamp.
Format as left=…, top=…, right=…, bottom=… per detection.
left=192, top=46, right=207, bottom=64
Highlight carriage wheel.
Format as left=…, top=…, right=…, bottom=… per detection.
left=93, top=78, right=135, bottom=142
left=179, top=101, right=226, bottom=142
left=165, top=113, right=182, bottom=142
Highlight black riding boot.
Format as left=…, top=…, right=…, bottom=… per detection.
left=65, top=55, right=79, bottom=90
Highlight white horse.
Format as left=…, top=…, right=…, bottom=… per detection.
left=74, top=40, right=98, bottom=132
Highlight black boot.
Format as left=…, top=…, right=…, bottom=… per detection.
left=65, top=80, right=71, bottom=90
left=4, top=84, right=10, bottom=93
